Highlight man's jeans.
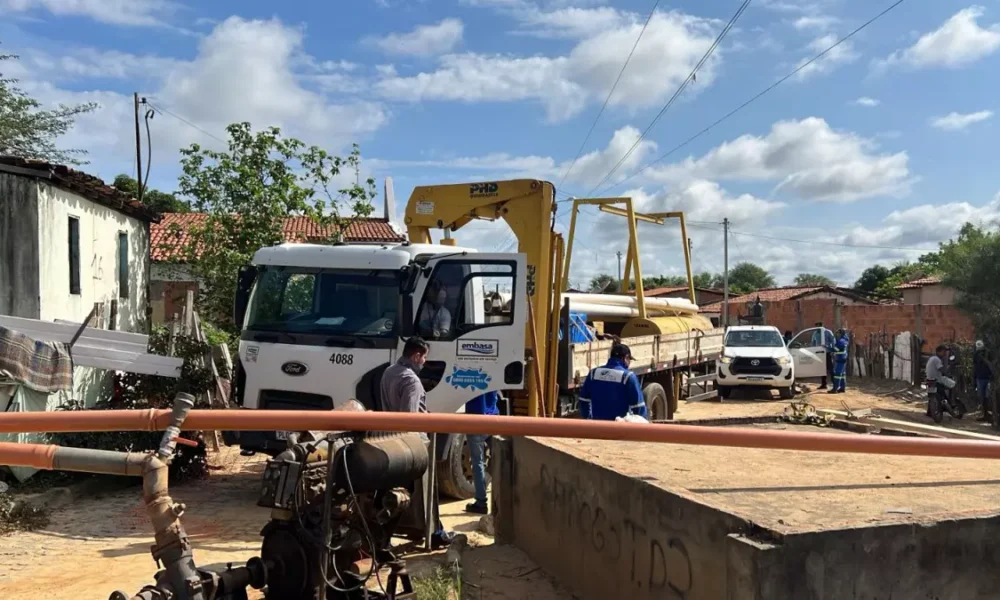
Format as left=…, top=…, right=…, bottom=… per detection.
left=468, top=434, right=489, bottom=507
left=977, top=378, right=991, bottom=412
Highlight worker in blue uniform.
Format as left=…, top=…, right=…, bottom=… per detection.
left=464, top=390, right=499, bottom=515
left=578, top=343, right=647, bottom=420
left=831, top=328, right=849, bottom=394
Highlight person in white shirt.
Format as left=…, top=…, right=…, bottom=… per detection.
left=925, top=344, right=948, bottom=422
left=419, top=282, right=452, bottom=339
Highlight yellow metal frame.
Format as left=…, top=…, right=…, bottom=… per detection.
left=404, top=179, right=560, bottom=417
left=562, top=199, right=697, bottom=310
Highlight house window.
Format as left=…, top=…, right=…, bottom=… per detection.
left=118, top=232, right=129, bottom=299
left=68, top=217, right=80, bottom=295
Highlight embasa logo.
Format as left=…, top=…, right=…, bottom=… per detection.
left=461, top=342, right=495, bottom=355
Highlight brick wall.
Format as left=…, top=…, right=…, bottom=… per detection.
left=724, top=298, right=975, bottom=349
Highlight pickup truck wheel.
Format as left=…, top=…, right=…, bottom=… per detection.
left=437, top=433, right=490, bottom=500
left=780, top=385, right=796, bottom=400
left=718, top=385, right=732, bottom=400
left=643, top=383, right=667, bottom=421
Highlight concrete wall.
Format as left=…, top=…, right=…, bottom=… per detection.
left=34, top=182, right=150, bottom=407
left=498, top=437, right=750, bottom=600
left=901, top=284, right=957, bottom=306
left=149, top=263, right=198, bottom=324
left=35, top=182, right=150, bottom=332
left=496, top=437, right=1000, bottom=600
left=0, top=173, right=41, bottom=318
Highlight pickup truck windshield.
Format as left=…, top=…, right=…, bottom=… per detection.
left=246, top=267, right=400, bottom=338
left=725, top=330, right=784, bottom=348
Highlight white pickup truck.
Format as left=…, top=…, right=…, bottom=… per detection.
left=716, top=325, right=796, bottom=399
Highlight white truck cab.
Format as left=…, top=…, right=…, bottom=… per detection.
left=225, top=242, right=528, bottom=474
left=716, top=325, right=795, bottom=399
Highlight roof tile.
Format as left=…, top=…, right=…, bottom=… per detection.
left=895, top=276, right=942, bottom=290
left=151, top=213, right=405, bottom=261
left=0, top=155, right=159, bottom=223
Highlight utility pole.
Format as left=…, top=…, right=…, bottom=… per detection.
left=616, top=250, right=623, bottom=288
left=133, top=92, right=143, bottom=205
left=723, top=218, right=729, bottom=327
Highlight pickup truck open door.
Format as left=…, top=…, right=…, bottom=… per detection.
left=788, top=327, right=832, bottom=379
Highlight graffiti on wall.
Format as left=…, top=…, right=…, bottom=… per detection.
left=538, top=465, right=693, bottom=597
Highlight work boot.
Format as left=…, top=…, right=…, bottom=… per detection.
left=827, top=389, right=838, bottom=394
left=431, top=530, right=455, bottom=549
left=464, top=502, right=488, bottom=515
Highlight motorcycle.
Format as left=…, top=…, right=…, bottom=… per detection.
left=928, top=353, right=967, bottom=423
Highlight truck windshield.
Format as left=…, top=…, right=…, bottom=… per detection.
left=246, top=267, right=400, bottom=338
left=725, top=330, right=785, bottom=348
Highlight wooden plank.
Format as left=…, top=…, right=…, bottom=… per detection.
left=687, top=374, right=716, bottom=385
left=817, top=409, right=1000, bottom=441
left=72, top=354, right=182, bottom=377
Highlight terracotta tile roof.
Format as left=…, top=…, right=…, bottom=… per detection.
left=151, top=213, right=405, bottom=262
left=726, top=285, right=875, bottom=305
left=895, top=276, right=942, bottom=290
left=0, top=155, right=159, bottom=223
left=635, top=286, right=723, bottom=297
left=699, top=301, right=722, bottom=314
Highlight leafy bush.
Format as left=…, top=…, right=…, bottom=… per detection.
left=49, top=328, right=225, bottom=484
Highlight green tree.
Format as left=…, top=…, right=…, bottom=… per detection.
left=113, top=174, right=191, bottom=214
left=177, top=122, right=376, bottom=330
left=693, top=272, right=717, bottom=289
left=727, top=262, right=775, bottom=295
left=0, top=51, right=97, bottom=164
left=794, top=273, right=835, bottom=287
left=853, top=264, right=891, bottom=297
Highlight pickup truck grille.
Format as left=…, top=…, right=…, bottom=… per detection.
left=730, top=357, right=781, bottom=376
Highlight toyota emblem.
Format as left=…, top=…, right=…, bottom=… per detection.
left=750, top=359, right=760, bottom=366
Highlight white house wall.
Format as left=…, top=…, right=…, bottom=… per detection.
left=35, top=183, right=151, bottom=408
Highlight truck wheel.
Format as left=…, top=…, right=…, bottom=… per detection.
left=718, top=385, right=732, bottom=400
left=437, top=433, right=490, bottom=500
left=643, top=383, right=668, bottom=421
left=780, top=385, right=795, bottom=400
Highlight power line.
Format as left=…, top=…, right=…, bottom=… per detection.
left=588, top=0, right=753, bottom=195
left=601, top=0, right=909, bottom=194
left=557, top=0, right=661, bottom=189
left=146, top=101, right=229, bottom=145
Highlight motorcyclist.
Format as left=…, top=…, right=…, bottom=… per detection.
left=926, top=344, right=964, bottom=423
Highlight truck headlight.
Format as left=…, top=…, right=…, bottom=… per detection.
left=777, top=355, right=791, bottom=366
left=721, top=356, right=733, bottom=364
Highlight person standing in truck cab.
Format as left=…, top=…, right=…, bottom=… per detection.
left=578, top=343, right=647, bottom=421
left=418, top=280, right=452, bottom=339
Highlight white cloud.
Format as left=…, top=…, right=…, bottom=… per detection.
left=930, top=110, right=993, bottom=131
left=366, top=18, right=464, bottom=57
left=648, top=117, right=912, bottom=203
left=793, top=34, right=858, bottom=80
left=836, top=194, right=1000, bottom=248
left=853, top=96, right=880, bottom=107
left=9, top=16, right=389, bottom=186
left=0, top=0, right=176, bottom=27
left=375, top=10, right=721, bottom=122
left=792, top=15, right=838, bottom=30
left=504, top=5, right=628, bottom=38
left=874, top=6, right=1000, bottom=71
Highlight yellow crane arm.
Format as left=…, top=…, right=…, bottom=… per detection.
left=403, top=179, right=559, bottom=417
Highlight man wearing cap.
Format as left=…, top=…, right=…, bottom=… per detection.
left=578, top=342, right=647, bottom=420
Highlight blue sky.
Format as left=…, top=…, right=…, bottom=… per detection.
left=2, top=0, right=999, bottom=288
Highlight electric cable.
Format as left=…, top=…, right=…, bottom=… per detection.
left=557, top=0, right=662, bottom=189
left=602, top=0, right=909, bottom=194
left=588, top=0, right=753, bottom=195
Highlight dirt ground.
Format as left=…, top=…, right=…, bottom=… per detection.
left=0, top=449, right=574, bottom=600
left=546, top=378, right=1000, bottom=535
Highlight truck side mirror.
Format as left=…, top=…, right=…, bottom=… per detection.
left=234, top=265, right=258, bottom=327
left=400, top=264, right=420, bottom=294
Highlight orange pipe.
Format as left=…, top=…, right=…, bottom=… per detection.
left=0, top=442, right=58, bottom=469
left=1, top=410, right=1000, bottom=460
